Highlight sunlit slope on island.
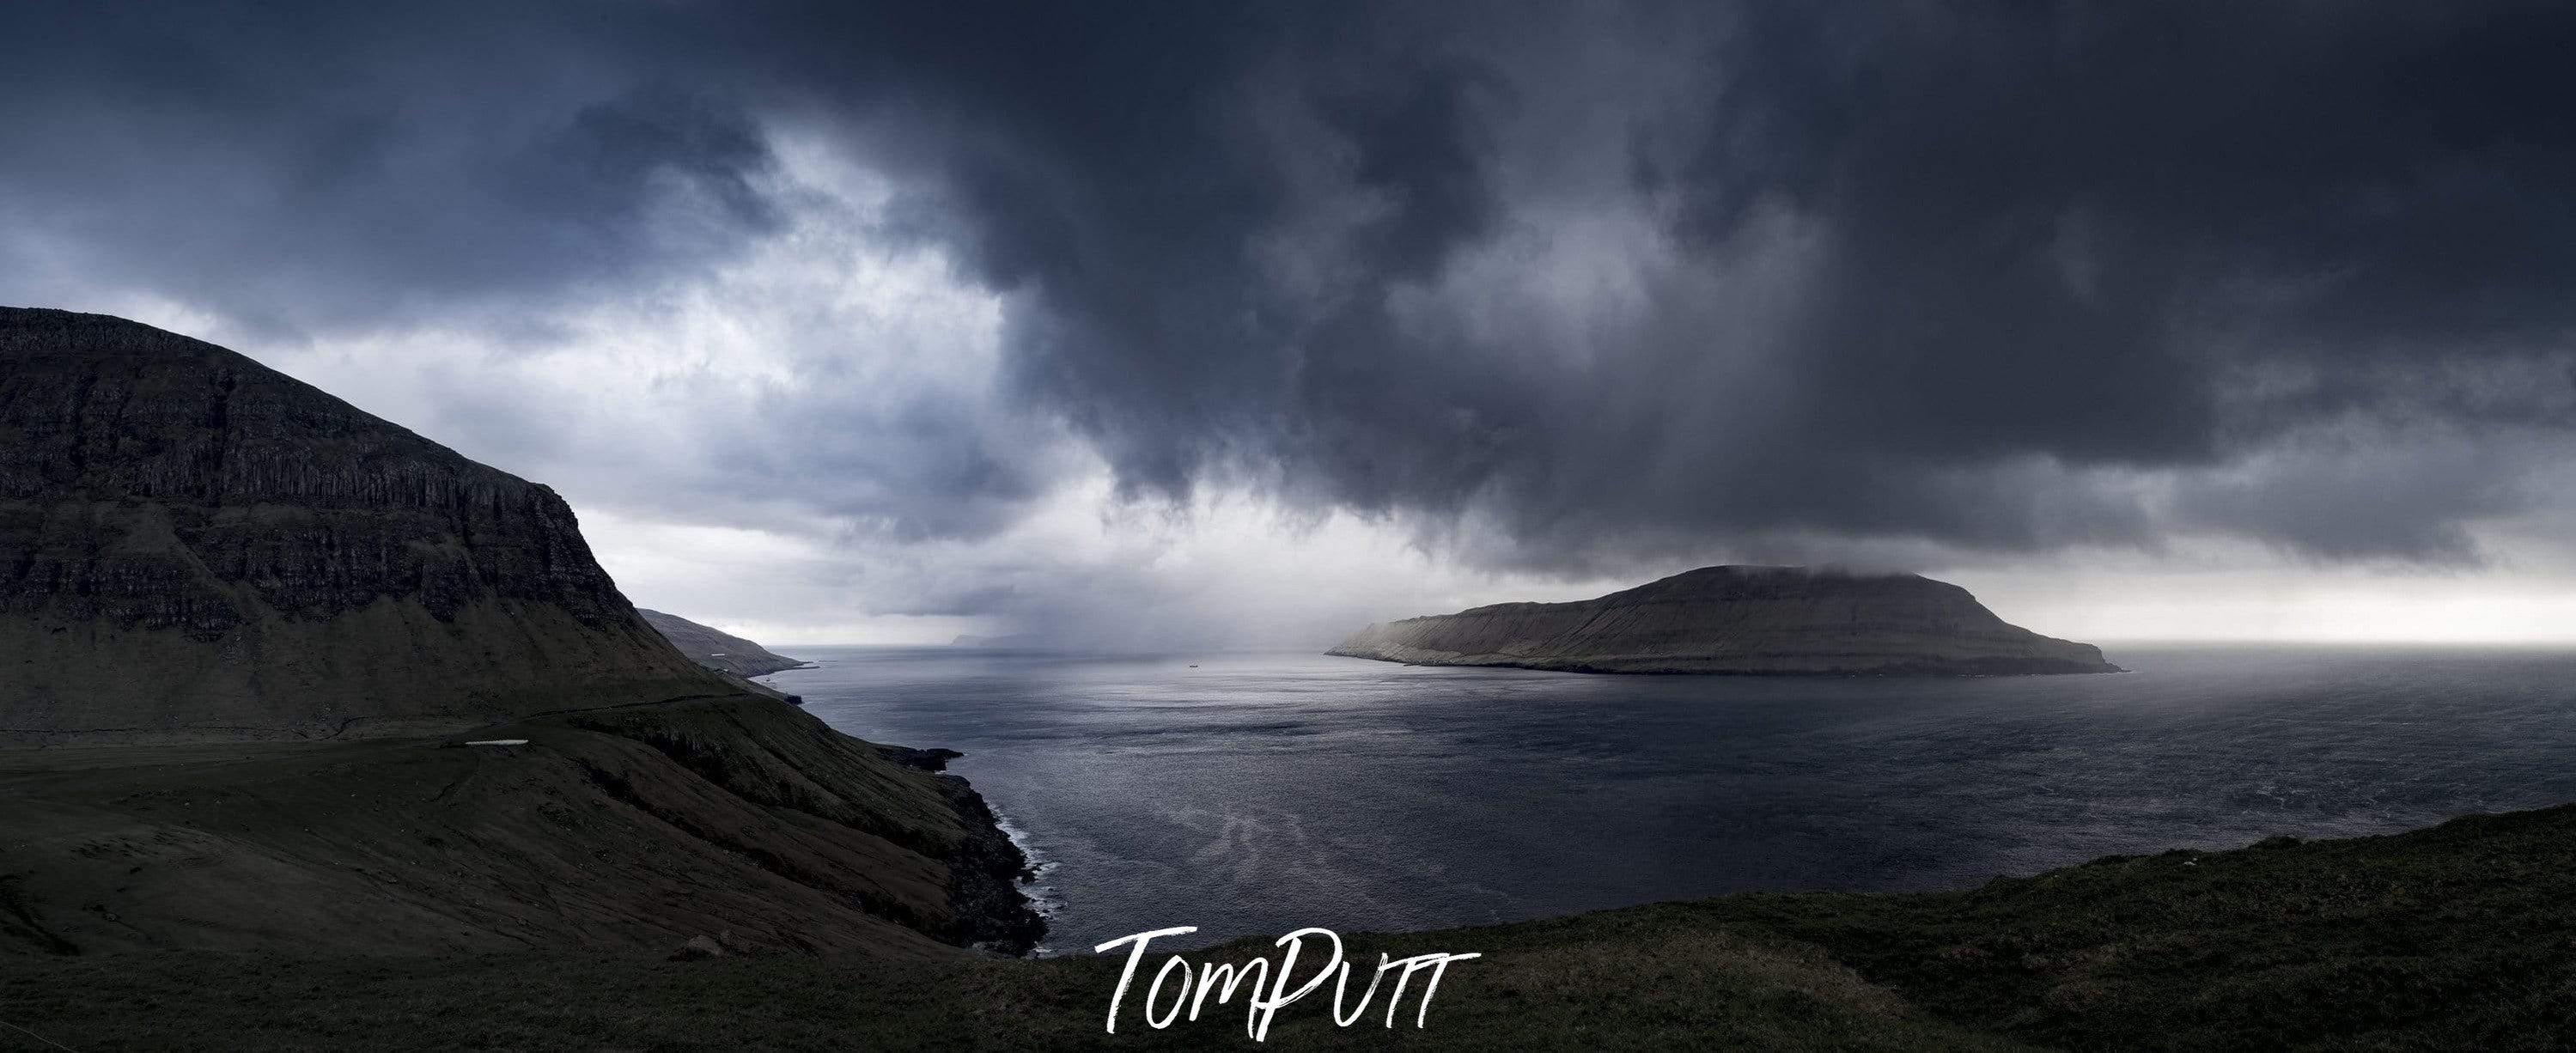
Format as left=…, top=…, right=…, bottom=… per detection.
left=1332, top=565, right=2119, bottom=676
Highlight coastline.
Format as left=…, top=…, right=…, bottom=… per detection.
left=0, top=691, right=1050, bottom=961
left=874, top=745, right=1050, bottom=955
left=988, top=811, right=1066, bottom=954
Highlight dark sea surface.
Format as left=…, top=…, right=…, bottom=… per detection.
left=761, top=644, right=2576, bottom=955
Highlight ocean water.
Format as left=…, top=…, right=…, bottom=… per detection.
left=761, top=645, right=2576, bottom=955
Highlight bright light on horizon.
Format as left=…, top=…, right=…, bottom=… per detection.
left=586, top=490, right=2576, bottom=650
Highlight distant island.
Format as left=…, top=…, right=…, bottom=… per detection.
left=637, top=608, right=809, bottom=678
left=1330, top=564, right=2119, bottom=676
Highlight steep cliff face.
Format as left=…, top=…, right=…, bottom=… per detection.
left=637, top=609, right=807, bottom=677
left=0, top=307, right=1045, bottom=956
left=0, top=307, right=724, bottom=741
left=1330, top=565, right=2119, bottom=675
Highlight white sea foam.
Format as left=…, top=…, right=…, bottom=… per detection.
left=990, top=806, right=1068, bottom=954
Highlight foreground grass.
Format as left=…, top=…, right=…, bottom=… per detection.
left=11, top=803, right=2576, bottom=1050
left=1707, top=804, right=2576, bottom=1050
left=0, top=928, right=2008, bottom=1050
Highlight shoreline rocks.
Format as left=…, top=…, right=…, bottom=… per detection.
left=877, top=744, right=1044, bottom=955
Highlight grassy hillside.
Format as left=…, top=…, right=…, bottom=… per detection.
left=10, top=800, right=2576, bottom=1049
left=0, top=694, right=1038, bottom=961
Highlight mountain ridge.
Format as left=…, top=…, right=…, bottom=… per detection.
left=0, top=306, right=1044, bottom=956
left=0, top=306, right=723, bottom=742
left=638, top=608, right=808, bottom=678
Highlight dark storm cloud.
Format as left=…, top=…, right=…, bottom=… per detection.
left=0, top=3, right=783, bottom=333
left=1670, top=4, right=2576, bottom=457
left=7, top=1, right=2576, bottom=570
left=1008, top=1, right=2576, bottom=565
left=752, top=1, right=2576, bottom=566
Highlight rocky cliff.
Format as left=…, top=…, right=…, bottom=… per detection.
left=0, top=307, right=727, bottom=741
left=0, top=306, right=1043, bottom=957
left=637, top=609, right=807, bottom=677
left=1330, top=565, right=2119, bottom=675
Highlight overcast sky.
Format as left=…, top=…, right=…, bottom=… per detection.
left=9, top=2, right=2576, bottom=648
